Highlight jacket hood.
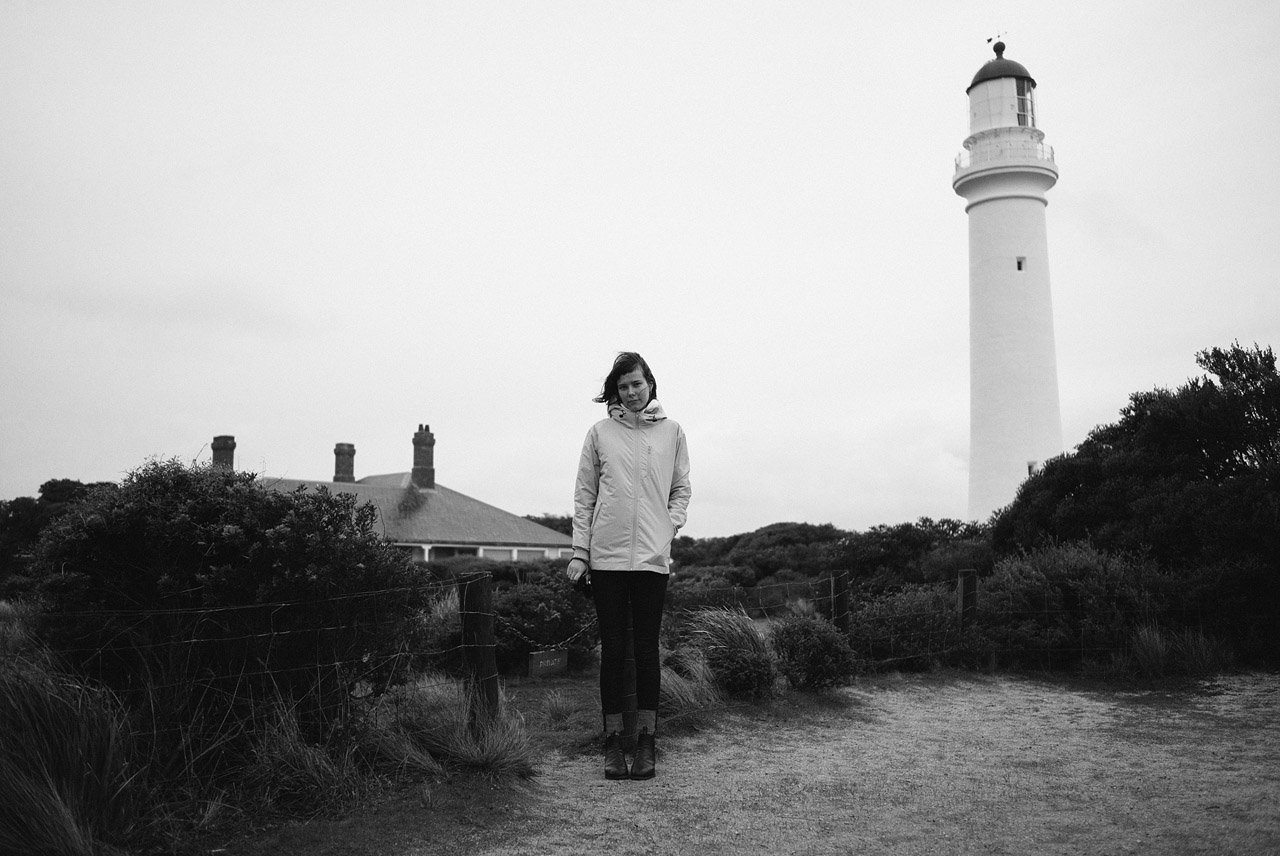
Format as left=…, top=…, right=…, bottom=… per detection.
left=608, top=399, right=667, bottom=426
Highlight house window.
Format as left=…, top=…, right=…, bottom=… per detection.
left=1016, top=257, right=1026, bottom=271
left=484, top=548, right=513, bottom=561
left=428, top=546, right=478, bottom=561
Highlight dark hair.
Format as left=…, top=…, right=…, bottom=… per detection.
left=594, top=352, right=658, bottom=405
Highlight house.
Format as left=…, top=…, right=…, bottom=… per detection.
left=210, top=425, right=572, bottom=563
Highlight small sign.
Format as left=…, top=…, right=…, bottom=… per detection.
left=528, top=649, right=567, bottom=678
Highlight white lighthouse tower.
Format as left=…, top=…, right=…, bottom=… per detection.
left=954, top=41, right=1063, bottom=520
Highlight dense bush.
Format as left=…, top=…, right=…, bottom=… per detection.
left=769, top=615, right=855, bottom=689
left=840, top=518, right=992, bottom=588
left=991, top=343, right=1280, bottom=663
left=667, top=573, right=751, bottom=613
left=491, top=574, right=597, bottom=674
left=724, top=522, right=847, bottom=580
left=0, top=479, right=113, bottom=586
left=965, top=543, right=1164, bottom=669
left=17, top=460, right=433, bottom=775
left=847, top=582, right=958, bottom=670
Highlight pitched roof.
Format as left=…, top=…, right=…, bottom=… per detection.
left=261, top=473, right=571, bottom=548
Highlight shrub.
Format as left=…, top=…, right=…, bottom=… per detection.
left=20, top=460, right=435, bottom=795
left=666, top=575, right=750, bottom=613
left=491, top=574, right=597, bottom=674
left=967, top=543, right=1163, bottom=669
left=684, top=608, right=776, bottom=699
left=848, top=582, right=958, bottom=670
left=769, top=615, right=855, bottom=690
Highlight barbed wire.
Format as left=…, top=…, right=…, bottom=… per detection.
left=21, top=569, right=1213, bottom=683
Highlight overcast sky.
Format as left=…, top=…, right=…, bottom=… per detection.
left=2, top=1, right=1277, bottom=538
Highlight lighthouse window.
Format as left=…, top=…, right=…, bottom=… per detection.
left=1016, top=257, right=1026, bottom=271
left=1016, top=78, right=1036, bottom=127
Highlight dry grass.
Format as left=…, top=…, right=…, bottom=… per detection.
left=659, top=648, right=723, bottom=719
left=375, top=673, right=537, bottom=778
left=685, top=607, right=771, bottom=658
left=0, top=667, right=138, bottom=856
left=1129, top=623, right=1235, bottom=678
left=209, top=671, right=1280, bottom=856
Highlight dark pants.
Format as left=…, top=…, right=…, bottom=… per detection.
left=591, top=570, right=669, bottom=717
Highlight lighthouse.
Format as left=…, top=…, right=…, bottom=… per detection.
left=954, top=42, right=1063, bottom=520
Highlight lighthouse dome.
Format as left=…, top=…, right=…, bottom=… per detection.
left=967, top=41, right=1036, bottom=92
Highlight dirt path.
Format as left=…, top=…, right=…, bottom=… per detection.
left=223, top=672, right=1280, bottom=856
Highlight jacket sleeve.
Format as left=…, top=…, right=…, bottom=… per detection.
left=571, top=427, right=600, bottom=562
left=667, top=424, right=691, bottom=531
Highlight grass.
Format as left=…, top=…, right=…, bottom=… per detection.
left=684, top=607, right=779, bottom=699
left=374, top=673, right=538, bottom=778
left=1129, top=623, right=1234, bottom=679
left=685, top=607, right=772, bottom=658
left=0, top=666, right=139, bottom=856
left=659, top=647, right=723, bottom=720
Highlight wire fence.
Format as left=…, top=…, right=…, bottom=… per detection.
left=29, top=567, right=1211, bottom=687
left=16, top=564, right=1233, bottom=751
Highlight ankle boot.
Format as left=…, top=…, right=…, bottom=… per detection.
left=630, top=728, right=656, bottom=780
left=603, top=732, right=629, bottom=780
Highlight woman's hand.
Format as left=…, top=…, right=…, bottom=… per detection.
left=566, top=557, right=588, bottom=581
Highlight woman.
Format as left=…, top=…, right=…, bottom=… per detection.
left=566, top=352, right=691, bottom=781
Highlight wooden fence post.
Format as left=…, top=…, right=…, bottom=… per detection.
left=458, top=572, right=500, bottom=736
left=957, top=568, right=977, bottom=635
left=831, top=571, right=850, bottom=634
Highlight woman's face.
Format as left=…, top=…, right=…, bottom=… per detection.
left=616, top=366, right=651, bottom=412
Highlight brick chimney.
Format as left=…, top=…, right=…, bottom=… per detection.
left=334, top=443, right=356, bottom=483
left=411, top=424, right=435, bottom=489
left=212, top=435, right=236, bottom=471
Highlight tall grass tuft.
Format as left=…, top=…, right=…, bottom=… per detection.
left=539, top=689, right=582, bottom=731
left=1129, top=624, right=1234, bottom=678
left=1131, top=624, right=1172, bottom=678
left=237, top=698, right=368, bottom=813
left=377, top=673, right=537, bottom=778
left=0, top=600, right=48, bottom=666
left=685, top=607, right=777, bottom=699
left=0, top=667, right=138, bottom=856
left=659, top=647, right=722, bottom=718
left=1174, top=628, right=1233, bottom=676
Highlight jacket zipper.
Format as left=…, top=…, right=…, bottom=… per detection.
left=628, top=413, right=641, bottom=569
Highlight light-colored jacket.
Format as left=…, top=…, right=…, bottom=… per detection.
left=572, top=400, right=691, bottom=573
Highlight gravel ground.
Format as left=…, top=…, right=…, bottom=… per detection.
left=219, top=671, right=1280, bottom=856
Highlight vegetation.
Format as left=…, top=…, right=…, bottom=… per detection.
left=683, top=607, right=778, bottom=699
left=1, top=339, right=1273, bottom=852
left=993, top=342, right=1279, bottom=662
left=0, top=667, right=135, bottom=856
left=0, top=478, right=112, bottom=585
left=0, top=461, right=459, bottom=850
left=769, top=614, right=856, bottom=690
